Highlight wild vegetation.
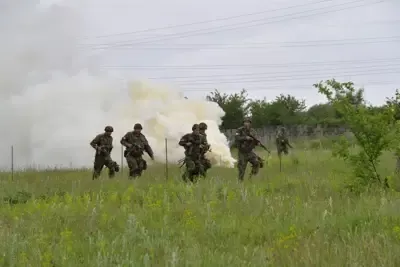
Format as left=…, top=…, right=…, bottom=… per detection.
left=1, top=79, right=400, bottom=266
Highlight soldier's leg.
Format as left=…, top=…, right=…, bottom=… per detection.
left=126, top=156, right=138, bottom=179
left=136, top=157, right=147, bottom=177
left=104, top=156, right=118, bottom=178
left=203, top=158, right=212, bottom=175
left=283, top=145, right=289, bottom=155
left=184, top=158, right=196, bottom=182
left=249, top=152, right=261, bottom=177
left=92, top=155, right=105, bottom=180
left=257, top=156, right=264, bottom=169
left=237, top=153, right=247, bottom=181
left=196, top=159, right=205, bottom=178
left=277, top=145, right=282, bottom=157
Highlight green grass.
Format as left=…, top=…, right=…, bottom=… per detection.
left=1, top=149, right=400, bottom=266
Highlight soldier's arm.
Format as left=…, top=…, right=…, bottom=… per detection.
left=235, top=128, right=248, bottom=142
left=202, top=135, right=210, bottom=149
left=90, top=134, right=101, bottom=149
left=285, top=137, right=293, bottom=147
left=179, top=134, right=190, bottom=147
left=120, top=133, right=132, bottom=147
left=250, top=130, right=260, bottom=141
left=108, top=137, right=114, bottom=152
left=142, top=135, right=154, bottom=158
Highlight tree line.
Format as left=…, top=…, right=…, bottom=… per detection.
left=205, top=85, right=390, bottom=130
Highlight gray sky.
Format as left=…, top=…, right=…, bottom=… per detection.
left=78, top=0, right=398, bottom=106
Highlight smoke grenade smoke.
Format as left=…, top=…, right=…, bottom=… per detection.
left=0, top=1, right=236, bottom=170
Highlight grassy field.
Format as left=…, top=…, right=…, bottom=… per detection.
left=1, top=148, right=400, bottom=266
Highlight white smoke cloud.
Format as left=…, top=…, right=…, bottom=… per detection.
left=0, top=0, right=236, bottom=170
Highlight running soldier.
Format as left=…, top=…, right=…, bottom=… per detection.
left=276, top=126, right=292, bottom=156
left=199, top=122, right=211, bottom=177
left=120, top=123, right=154, bottom=179
left=90, top=126, right=120, bottom=180
left=179, top=124, right=204, bottom=182
left=235, top=118, right=263, bottom=181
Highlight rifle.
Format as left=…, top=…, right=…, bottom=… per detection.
left=178, top=134, right=203, bottom=168
left=96, top=145, right=112, bottom=155
left=248, top=133, right=271, bottom=153
left=177, top=158, right=185, bottom=168
left=124, top=143, right=142, bottom=157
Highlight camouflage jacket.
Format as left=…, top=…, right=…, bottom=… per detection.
left=120, top=131, right=154, bottom=157
left=276, top=129, right=289, bottom=146
left=90, top=133, right=113, bottom=155
left=235, top=126, right=259, bottom=153
left=179, top=132, right=204, bottom=157
left=199, top=131, right=210, bottom=154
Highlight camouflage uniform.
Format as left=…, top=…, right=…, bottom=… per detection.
left=235, top=118, right=262, bottom=181
left=276, top=126, right=291, bottom=156
left=179, top=124, right=205, bottom=182
left=120, top=123, right=154, bottom=179
left=90, top=126, right=120, bottom=179
left=199, top=122, right=211, bottom=176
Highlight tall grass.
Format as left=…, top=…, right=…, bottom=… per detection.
left=1, top=149, right=400, bottom=266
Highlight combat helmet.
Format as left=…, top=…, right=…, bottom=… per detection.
left=192, top=123, right=199, bottom=130
left=104, top=126, right=114, bottom=132
left=199, top=122, right=207, bottom=130
left=134, top=123, right=143, bottom=130
left=243, top=117, right=252, bottom=123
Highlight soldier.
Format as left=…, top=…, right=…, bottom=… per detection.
left=179, top=124, right=204, bottom=182
left=276, top=126, right=292, bottom=157
left=90, top=126, right=120, bottom=180
left=235, top=118, right=263, bottom=181
left=199, top=122, right=211, bottom=177
left=120, top=123, right=154, bottom=179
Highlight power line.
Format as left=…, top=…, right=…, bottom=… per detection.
left=146, top=63, right=400, bottom=80
left=166, top=68, right=400, bottom=85
left=84, top=0, right=332, bottom=39
left=93, top=0, right=385, bottom=47
left=82, top=36, right=400, bottom=50
left=100, top=57, right=400, bottom=69
left=180, top=80, right=398, bottom=92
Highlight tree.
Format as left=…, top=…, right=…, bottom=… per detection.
left=206, top=89, right=250, bottom=129
left=306, top=103, right=341, bottom=126
left=249, top=94, right=306, bottom=126
left=314, top=79, right=398, bottom=191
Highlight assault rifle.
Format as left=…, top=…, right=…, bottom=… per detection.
left=96, top=145, right=112, bottom=155
left=177, top=135, right=206, bottom=168
left=124, top=143, right=142, bottom=157
left=248, top=133, right=271, bottom=154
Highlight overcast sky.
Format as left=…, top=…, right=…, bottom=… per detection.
left=77, top=0, right=398, bottom=106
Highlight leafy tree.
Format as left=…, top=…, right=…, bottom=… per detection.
left=249, top=94, right=306, bottom=126
left=306, top=103, right=342, bottom=126
left=206, top=89, right=250, bottom=129
left=275, top=94, right=306, bottom=115
left=314, top=79, right=398, bottom=191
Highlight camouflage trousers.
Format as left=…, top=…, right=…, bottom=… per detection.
left=200, top=155, right=212, bottom=176
left=182, top=156, right=204, bottom=182
left=277, top=144, right=289, bottom=156
left=125, top=155, right=147, bottom=178
left=237, top=151, right=262, bottom=181
left=93, top=154, right=119, bottom=179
